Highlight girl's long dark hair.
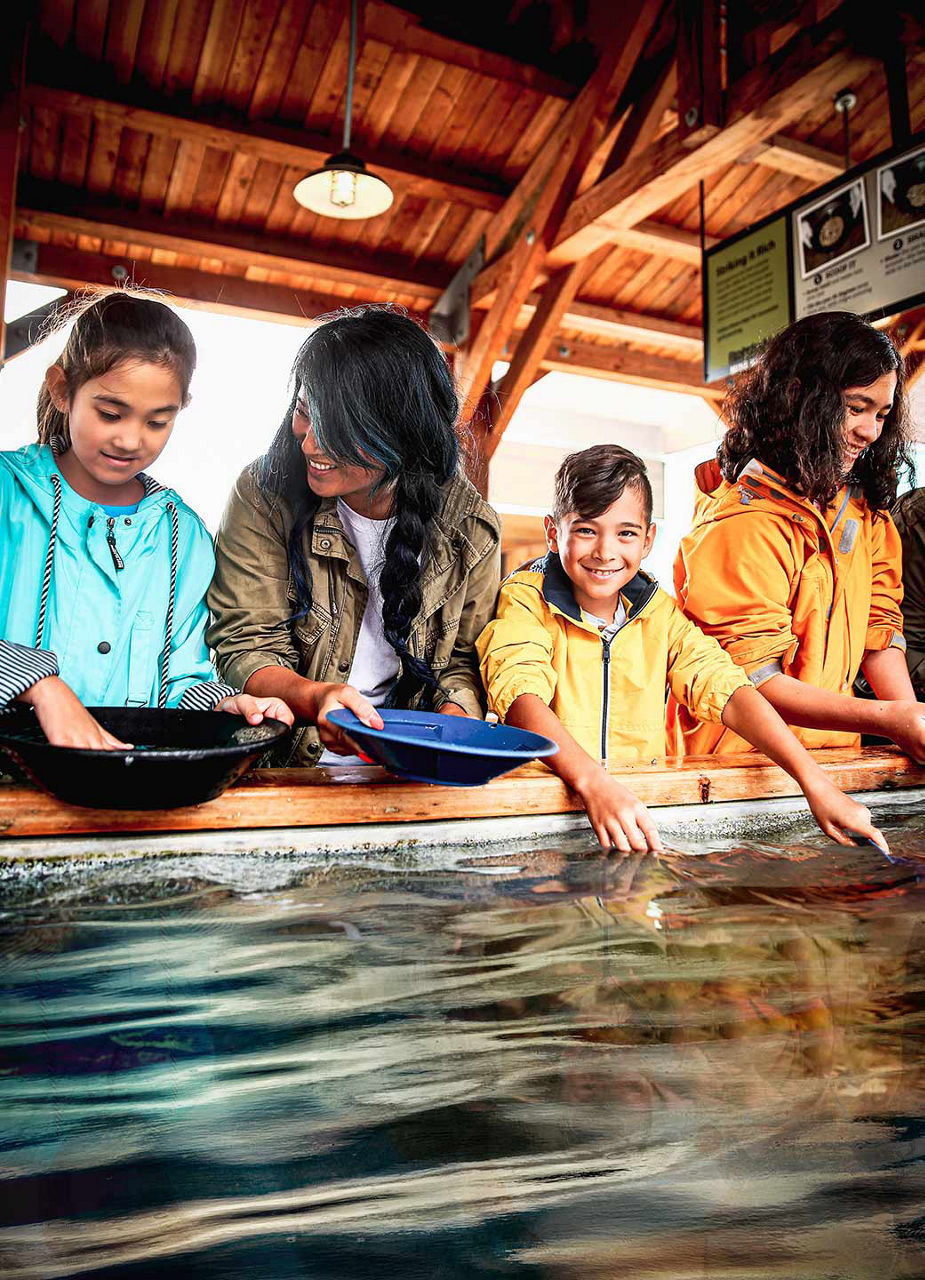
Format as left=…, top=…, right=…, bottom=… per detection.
left=37, top=290, right=196, bottom=447
left=717, top=311, right=912, bottom=512
left=259, top=306, right=460, bottom=708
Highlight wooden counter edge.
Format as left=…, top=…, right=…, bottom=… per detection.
left=1, top=747, right=923, bottom=842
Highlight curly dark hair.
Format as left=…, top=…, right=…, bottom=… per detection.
left=258, top=306, right=460, bottom=709
left=717, top=311, right=912, bottom=512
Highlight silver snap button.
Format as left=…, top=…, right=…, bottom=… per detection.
left=124, top=517, right=132, bottom=525
left=319, top=538, right=332, bottom=550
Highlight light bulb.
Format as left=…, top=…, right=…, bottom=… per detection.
left=330, top=168, right=357, bottom=208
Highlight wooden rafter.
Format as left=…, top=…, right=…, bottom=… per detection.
left=539, top=338, right=722, bottom=400
left=472, top=216, right=715, bottom=310
left=15, top=217, right=704, bottom=356
left=598, top=56, right=677, bottom=181
left=17, top=191, right=446, bottom=301
left=24, top=85, right=506, bottom=213
left=455, top=0, right=665, bottom=425
left=748, top=133, right=844, bottom=183
left=548, top=22, right=877, bottom=267
left=365, top=3, right=579, bottom=99
left=13, top=240, right=430, bottom=330
left=524, top=296, right=703, bottom=353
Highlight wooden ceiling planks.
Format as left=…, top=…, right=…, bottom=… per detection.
left=133, top=0, right=183, bottom=90
left=10, top=1, right=925, bottom=404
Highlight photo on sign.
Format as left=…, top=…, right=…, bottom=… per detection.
left=877, top=145, right=925, bottom=239
left=797, top=178, right=870, bottom=279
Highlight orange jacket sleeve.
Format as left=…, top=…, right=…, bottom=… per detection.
left=676, top=514, right=800, bottom=679
left=865, top=512, right=906, bottom=653
left=665, top=600, right=752, bottom=724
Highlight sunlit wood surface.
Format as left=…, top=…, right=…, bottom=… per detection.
left=1, top=747, right=923, bottom=842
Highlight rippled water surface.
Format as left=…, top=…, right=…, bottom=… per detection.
left=2, top=811, right=925, bottom=1279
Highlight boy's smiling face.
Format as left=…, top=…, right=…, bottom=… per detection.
left=545, top=484, right=655, bottom=621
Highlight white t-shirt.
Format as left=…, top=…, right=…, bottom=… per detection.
left=583, top=598, right=628, bottom=637
left=318, top=498, right=399, bottom=767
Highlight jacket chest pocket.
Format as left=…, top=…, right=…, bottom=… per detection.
left=287, top=573, right=331, bottom=643
left=127, top=610, right=157, bottom=706
left=791, top=555, right=832, bottom=617
left=419, top=584, right=466, bottom=662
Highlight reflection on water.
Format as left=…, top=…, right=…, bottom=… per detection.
left=1, top=813, right=925, bottom=1278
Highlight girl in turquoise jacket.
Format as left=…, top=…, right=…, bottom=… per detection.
left=0, top=291, right=291, bottom=748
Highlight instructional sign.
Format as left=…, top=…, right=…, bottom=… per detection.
left=704, top=216, right=789, bottom=377
left=703, top=135, right=925, bottom=383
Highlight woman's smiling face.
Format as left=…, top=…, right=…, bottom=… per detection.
left=291, top=390, right=391, bottom=517
left=840, top=370, right=896, bottom=475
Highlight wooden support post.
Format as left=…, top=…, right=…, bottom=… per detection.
left=456, top=0, right=664, bottom=432
left=490, top=261, right=588, bottom=446
left=677, top=0, right=723, bottom=147
left=0, top=20, right=26, bottom=372
left=881, top=10, right=912, bottom=148
left=599, top=57, right=677, bottom=181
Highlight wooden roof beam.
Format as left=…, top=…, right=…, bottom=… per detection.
left=548, top=20, right=878, bottom=267
left=539, top=338, right=721, bottom=400
left=24, top=85, right=507, bottom=214
left=472, top=219, right=715, bottom=311
left=365, top=3, right=579, bottom=99
left=12, top=240, right=432, bottom=331
left=16, top=188, right=446, bottom=302
left=747, top=133, right=844, bottom=183
left=552, top=299, right=703, bottom=353
left=456, top=0, right=666, bottom=422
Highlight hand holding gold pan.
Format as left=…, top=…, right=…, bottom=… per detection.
left=0, top=706, right=291, bottom=809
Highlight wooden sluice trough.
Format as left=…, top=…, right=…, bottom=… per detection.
left=2, top=747, right=923, bottom=855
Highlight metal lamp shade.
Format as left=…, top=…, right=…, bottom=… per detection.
left=293, top=152, right=394, bottom=220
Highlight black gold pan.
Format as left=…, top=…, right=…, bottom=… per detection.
left=0, top=706, right=291, bottom=810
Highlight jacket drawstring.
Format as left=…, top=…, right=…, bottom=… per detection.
left=36, top=468, right=179, bottom=706
left=158, top=501, right=179, bottom=708
left=35, top=473, right=61, bottom=649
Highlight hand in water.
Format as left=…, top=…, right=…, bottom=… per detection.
left=577, top=768, right=664, bottom=853
left=804, top=777, right=889, bottom=854
left=19, top=676, right=132, bottom=750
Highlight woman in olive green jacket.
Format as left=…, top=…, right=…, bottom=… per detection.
left=207, top=308, right=500, bottom=766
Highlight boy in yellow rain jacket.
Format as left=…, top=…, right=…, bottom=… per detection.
left=477, top=444, right=885, bottom=855
left=668, top=312, right=925, bottom=763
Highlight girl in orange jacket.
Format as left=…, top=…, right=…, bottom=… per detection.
left=670, top=310, right=925, bottom=760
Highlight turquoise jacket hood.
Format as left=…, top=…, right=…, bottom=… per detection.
left=0, top=443, right=228, bottom=709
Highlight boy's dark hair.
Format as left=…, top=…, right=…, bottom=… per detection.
left=718, top=310, right=911, bottom=512
left=553, top=444, right=653, bottom=525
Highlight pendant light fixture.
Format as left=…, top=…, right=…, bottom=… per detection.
left=293, top=0, right=394, bottom=220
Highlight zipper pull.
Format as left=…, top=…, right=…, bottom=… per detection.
left=106, top=517, right=124, bottom=571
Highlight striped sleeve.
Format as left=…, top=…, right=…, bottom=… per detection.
left=177, top=680, right=238, bottom=711
left=0, top=639, right=59, bottom=706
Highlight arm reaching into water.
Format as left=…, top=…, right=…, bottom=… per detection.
left=753, top=673, right=925, bottom=762
left=505, top=693, right=664, bottom=853
left=720, top=685, right=889, bottom=850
